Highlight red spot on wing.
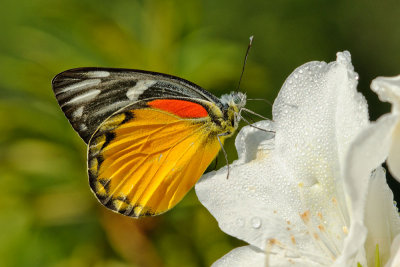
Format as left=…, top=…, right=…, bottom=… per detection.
left=148, top=99, right=208, bottom=118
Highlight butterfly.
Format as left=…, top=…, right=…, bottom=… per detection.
left=52, top=67, right=247, bottom=218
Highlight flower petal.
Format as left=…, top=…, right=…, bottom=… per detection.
left=234, top=120, right=275, bottom=164
left=387, top=124, right=400, bottom=181
left=371, top=76, right=400, bottom=181
left=273, top=52, right=368, bottom=173
left=344, top=113, right=397, bottom=219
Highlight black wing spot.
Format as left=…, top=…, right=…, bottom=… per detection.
left=122, top=111, right=134, bottom=124
left=102, top=132, right=116, bottom=151
left=104, top=198, right=115, bottom=210
left=90, top=177, right=111, bottom=201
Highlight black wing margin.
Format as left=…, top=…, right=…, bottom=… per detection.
left=52, top=67, right=220, bottom=143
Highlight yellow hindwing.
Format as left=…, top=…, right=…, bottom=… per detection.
left=87, top=107, right=221, bottom=217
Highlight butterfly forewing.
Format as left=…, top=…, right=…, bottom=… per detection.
left=52, top=67, right=221, bottom=143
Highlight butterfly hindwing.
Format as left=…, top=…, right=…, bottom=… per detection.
left=52, top=67, right=221, bottom=143
left=88, top=100, right=221, bottom=217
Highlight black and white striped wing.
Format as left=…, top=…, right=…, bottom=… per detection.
left=52, top=67, right=220, bottom=143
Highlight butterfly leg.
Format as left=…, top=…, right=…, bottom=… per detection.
left=239, top=107, right=269, bottom=120
left=217, top=132, right=230, bottom=179
left=238, top=109, right=275, bottom=133
left=239, top=115, right=271, bottom=133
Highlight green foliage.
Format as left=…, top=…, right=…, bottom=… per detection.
left=1, top=0, right=400, bottom=266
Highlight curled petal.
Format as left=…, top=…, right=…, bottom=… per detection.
left=371, top=76, right=400, bottom=181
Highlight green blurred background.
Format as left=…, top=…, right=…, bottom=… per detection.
left=1, top=0, right=400, bottom=266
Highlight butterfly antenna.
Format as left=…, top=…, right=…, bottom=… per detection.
left=237, top=36, right=254, bottom=92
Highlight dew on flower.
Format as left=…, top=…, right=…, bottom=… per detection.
left=250, top=217, right=262, bottom=229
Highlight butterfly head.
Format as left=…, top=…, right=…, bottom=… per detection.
left=217, top=92, right=247, bottom=137
left=220, top=91, right=247, bottom=109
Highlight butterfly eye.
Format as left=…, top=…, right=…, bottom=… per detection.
left=231, top=92, right=246, bottom=107
left=232, top=93, right=241, bottom=104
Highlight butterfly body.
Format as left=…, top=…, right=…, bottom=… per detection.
left=52, top=68, right=246, bottom=218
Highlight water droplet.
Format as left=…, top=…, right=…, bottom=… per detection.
left=250, top=217, right=262, bottom=229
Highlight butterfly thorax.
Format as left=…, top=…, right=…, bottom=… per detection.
left=206, top=92, right=246, bottom=139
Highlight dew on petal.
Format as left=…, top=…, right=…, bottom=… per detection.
left=250, top=217, right=262, bottom=229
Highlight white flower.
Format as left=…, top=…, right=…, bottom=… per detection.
left=195, top=52, right=400, bottom=266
